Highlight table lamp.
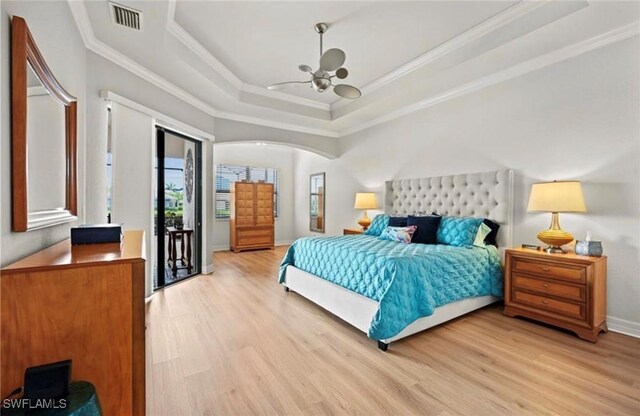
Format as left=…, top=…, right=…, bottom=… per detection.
left=354, top=192, right=377, bottom=231
left=527, top=181, right=586, bottom=253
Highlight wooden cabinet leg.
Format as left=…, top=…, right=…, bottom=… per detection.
left=575, top=328, right=599, bottom=343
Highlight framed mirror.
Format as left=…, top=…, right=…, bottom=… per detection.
left=12, top=16, right=77, bottom=231
left=309, top=173, right=325, bottom=233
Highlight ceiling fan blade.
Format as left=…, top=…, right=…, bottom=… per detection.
left=334, top=84, right=361, bottom=99
left=320, top=48, right=346, bottom=71
left=298, top=64, right=313, bottom=73
left=267, top=80, right=311, bottom=90
left=335, top=67, right=349, bottom=80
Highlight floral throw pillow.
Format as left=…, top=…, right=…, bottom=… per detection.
left=379, top=225, right=417, bottom=244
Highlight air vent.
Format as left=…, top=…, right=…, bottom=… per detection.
left=109, top=2, right=143, bottom=31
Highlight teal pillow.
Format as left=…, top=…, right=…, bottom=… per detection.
left=364, top=214, right=389, bottom=236
left=437, top=216, right=483, bottom=247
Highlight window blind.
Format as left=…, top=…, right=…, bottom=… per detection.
left=215, top=164, right=279, bottom=219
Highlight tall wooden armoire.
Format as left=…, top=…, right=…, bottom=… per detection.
left=230, top=181, right=275, bottom=252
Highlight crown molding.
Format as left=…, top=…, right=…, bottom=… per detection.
left=100, top=90, right=216, bottom=141
left=240, top=83, right=331, bottom=111
left=68, top=1, right=638, bottom=140
left=214, top=109, right=339, bottom=137
left=165, top=0, right=549, bottom=114
left=166, top=0, right=330, bottom=112
left=166, top=0, right=242, bottom=90
left=330, top=0, right=550, bottom=111
left=339, top=21, right=640, bottom=137
left=67, top=0, right=338, bottom=138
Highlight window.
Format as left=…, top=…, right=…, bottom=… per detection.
left=215, top=164, right=279, bottom=219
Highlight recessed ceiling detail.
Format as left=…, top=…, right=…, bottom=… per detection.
left=173, top=0, right=517, bottom=104
left=69, top=1, right=638, bottom=138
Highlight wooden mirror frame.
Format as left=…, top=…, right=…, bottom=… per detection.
left=12, top=16, right=77, bottom=232
left=309, top=172, right=325, bottom=233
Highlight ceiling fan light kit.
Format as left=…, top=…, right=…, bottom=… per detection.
left=267, top=22, right=362, bottom=99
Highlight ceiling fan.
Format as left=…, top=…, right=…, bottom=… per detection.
left=267, top=23, right=361, bottom=99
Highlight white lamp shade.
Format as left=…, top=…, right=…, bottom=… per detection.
left=527, top=181, right=587, bottom=213
left=354, top=192, right=377, bottom=210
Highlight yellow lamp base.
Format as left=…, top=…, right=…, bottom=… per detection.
left=537, top=212, right=574, bottom=253
left=357, top=211, right=371, bottom=231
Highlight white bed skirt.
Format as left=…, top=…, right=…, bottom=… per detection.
left=284, top=265, right=499, bottom=344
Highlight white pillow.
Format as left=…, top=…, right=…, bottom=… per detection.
left=473, top=222, right=492, bottom=248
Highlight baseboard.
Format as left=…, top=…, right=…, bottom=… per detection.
left=607, top=316, right=640, bottom=338
left=202, top=263, right=214, bottom=274
left=275, top=240, right=295, bottom=247
left=212, top=240, right=294, bottom=252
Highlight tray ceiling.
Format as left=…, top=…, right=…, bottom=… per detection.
left=173, top=1, right=515, bottom=104
left=72, top=0, right=639, bottom=137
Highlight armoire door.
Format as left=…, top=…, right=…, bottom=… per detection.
left=255, top=183, right=274, bottom=226
left=234, top=182, right=255, bottom=227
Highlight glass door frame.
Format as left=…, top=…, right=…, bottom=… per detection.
left=155, top=126, right=203, bottom=289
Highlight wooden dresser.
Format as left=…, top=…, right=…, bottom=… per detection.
left=230, top=181, right=275, bottom=252
left=1, top=230, right=146, bottom=415
left=504, top=248, right=607, bottom=342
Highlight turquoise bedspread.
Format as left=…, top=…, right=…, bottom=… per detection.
left=278, top=235, right=503, bottom=340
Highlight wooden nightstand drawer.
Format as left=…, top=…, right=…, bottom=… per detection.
left=513, top=258, right=586, bottom=284
left=513, top=290, right=585, bottom=320
left=513, top=274, right=585, bottom=302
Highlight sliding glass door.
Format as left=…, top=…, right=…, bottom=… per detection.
left=154, top=127, right=202, bottom=290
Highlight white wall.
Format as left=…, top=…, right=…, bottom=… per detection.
left=293, top=36, right=640, bottom=331
left=212, top=143, right=296, bottom=250
left=110, top=103, right=155, bottom=295
left=0, top=1, right=86, bottom=266
left=293, top=149, right=373, bottom=238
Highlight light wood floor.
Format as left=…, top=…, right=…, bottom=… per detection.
left=146, top=246, right=640, bottom=416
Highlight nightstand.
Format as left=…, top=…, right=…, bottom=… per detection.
left=504, top=248, right=607, bottom=342
left=343, top=228, right=363, bottom=235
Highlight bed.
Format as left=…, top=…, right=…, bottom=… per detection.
left=279, top=169, right=514, bottom=350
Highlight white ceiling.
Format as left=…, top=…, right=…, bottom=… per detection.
left=173, top=1, right=516, bottom=104
left=73, top=0, right=640, bottom=137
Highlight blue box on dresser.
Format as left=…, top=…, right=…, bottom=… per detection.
left=71, top=224, right=122, bottom=245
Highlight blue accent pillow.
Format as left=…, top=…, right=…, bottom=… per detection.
left=407, top=215, right=441, bottom=245
left=388, top=216, right=408, bottom=227
left=379, top=225, right=417, bottom=244
left=364, top=214, right=389, bottom=236
left=437, top=216, right=483, bottom=247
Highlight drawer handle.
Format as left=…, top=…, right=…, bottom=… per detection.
left=542, top=300, right=549, bottom=305
left=542, top=283, right=550, bottom=288
left=541, top=267, right=551, bottom=272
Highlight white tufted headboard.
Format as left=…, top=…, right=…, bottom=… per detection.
left=384, top=169, right=515, bottom=249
